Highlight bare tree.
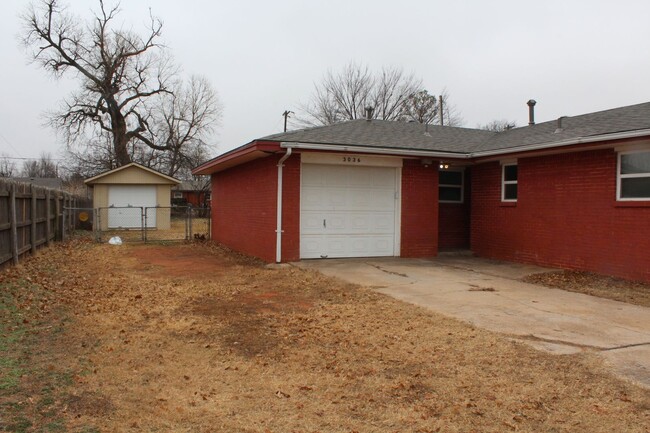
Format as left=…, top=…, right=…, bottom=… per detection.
left=299, top=63, right=463, bottom=128
left=0, top=155, right=17, bottom=177
left=479, top=119, right=517, bottom=132
left=400, top=90, right=438, bottom=124
left=148, top=76, right=222, bottom=177
left=21, top=153, right=59, bottom=177
left=21, top=0, right=219, bottom=170
left=300, top=63, right=422, bottom=125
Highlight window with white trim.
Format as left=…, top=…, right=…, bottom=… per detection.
left=618, top=150, right=650, bottom=200
left=502, top=163, right=518, bottom=201
left=439, top=169, right=464, bottom=203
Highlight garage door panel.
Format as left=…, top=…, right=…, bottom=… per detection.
left=302, top=211, right=395, bottom=235
left=300, top=164, right=398, bottom=259
left=300, top=235, right=395, bottom=259
left=108, top=185, right=157, bottom=228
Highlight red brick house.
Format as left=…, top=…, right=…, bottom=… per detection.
left=193, top=101, right=650, bottom=283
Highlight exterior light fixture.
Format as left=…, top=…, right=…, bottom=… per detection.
left=439, top=162, right=449, bottom=170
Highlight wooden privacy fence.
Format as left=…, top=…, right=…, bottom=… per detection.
left=0, top=178, right=89, bottom=268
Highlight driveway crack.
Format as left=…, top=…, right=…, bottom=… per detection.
left=602, top=342, right=650, bottom=351
left=364, top=262, right=409, bottom=278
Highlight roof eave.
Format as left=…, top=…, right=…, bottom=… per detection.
left=192, top=141, right=282, bottom=175
left=280, top=141, right=470, bottom=159
left=84, top=162, right=181, bottom=185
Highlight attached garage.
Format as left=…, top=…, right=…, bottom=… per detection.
left=85, top=163, right=181, bottom=230
left=299, top=154, right=401, bottom=258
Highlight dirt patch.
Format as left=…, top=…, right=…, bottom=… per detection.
left=67, top=391, right=115, bottom=417
left=523, top=270, right=650, bottom=308
left=1, top=240, right=649, bottom=432
left=127, top=244, right=241, bottom=278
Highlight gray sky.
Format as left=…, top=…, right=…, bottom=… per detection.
left=2, top=0, right=650, bottom=166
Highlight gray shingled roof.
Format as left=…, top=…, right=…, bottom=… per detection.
left=261, top=120, right=495, bottom=153
left=474, top=101, right=650, bottom=152
left=260, top=101, right=650, bottom=154
left=12, top=177, right=64, bottom=189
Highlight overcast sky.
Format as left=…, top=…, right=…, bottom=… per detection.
left=2, top=0, right=650, bottom=167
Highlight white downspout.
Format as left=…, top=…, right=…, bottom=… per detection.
left=275, top=147, right=293, bottom=263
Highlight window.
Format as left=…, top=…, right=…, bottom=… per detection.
left=173, top=191, right=183, bottom=199
left=502, top=163, right=518, bottom=201
left=439, top=170, right=464, bottom=203
left=618, top=150, right=650, bottom=200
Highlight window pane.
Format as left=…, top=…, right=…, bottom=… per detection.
left=621, top=177, right=650, bottom=198
left=440, top=186, right=462, bottom=202
left=504, top=165, right=518, bottom=181
left=621, top=152, right=650, bottom=174
left=439, top=171, right=462, bottom=186
left=504, top=184, right=518, bottom=200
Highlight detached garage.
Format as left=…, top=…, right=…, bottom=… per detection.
left=85, top=163, right=181, bottom=230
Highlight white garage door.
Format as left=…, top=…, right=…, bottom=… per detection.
left=300, top=164, right=398, bottom=259
left=108, top=185, right=157, bottom=228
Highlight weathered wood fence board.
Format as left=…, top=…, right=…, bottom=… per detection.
left=0, top=178, right=90, bottom=268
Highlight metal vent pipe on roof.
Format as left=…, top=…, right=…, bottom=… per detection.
left=365, top=106, right=374, bottom=121
left=527, top=99, right=537, bottom=125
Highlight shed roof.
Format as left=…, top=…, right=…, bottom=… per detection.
left=84, top=163, right=181, bottom=185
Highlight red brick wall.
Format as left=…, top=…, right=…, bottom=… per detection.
left=211, top=156, right=279, bottom=262
left=439, top=169, right=471, bottom=250
left=471, top=149, right=650, bottom=282
left=210, top=153, right=301, bottom=263
left=401, top=160, right=438, bottom=257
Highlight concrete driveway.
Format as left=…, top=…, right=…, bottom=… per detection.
left=296, top=255, right=650, bottom=388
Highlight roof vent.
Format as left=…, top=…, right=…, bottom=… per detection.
left=365, top=106, right=374, bottom=121
left=554, top=116, right=567, bottom=133
left=527, top=99, right=537, bottom=125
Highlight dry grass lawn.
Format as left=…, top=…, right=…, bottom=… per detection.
left=1, top=239, right=649, bottom=432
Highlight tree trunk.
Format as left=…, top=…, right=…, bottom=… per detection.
left=111, top=113, right=132, bottom=166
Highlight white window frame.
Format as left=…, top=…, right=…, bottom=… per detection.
left=501, top=163, right=518, bottom=202
left=173, top=191, right=184, bottom=199
left=617, top=149, right=650, bottom=201
left=439, top=168, right=464, bottom=203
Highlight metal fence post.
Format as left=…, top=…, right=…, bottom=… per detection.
left=188, top=205, right=193, bottom=240
left=142, top=207, right=146, bottom=242
left=95, top=208, right=102, bottom=242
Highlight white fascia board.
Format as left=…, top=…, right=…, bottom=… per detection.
left=471, top=129, right=650, bottom=158
left=280, top=141, right=469, bottom=159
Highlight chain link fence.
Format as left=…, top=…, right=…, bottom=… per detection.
left=65, top=206, right=210, bottom=243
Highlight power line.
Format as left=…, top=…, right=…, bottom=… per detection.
left=0, top=131, right=24, bottom=158
left=0, top=156, right=65, bottom=161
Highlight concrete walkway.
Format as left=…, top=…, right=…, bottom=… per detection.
left=296, top=256, right=650, bottom=388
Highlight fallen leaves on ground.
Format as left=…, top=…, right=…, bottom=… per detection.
left=523, top=270, right=650, bottom=308
left=0, top=239, right=649, bottom=432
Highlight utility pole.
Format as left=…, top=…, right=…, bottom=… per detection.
left=282, top=110, right=294, bottom=132
left=439, top=95, right=444, bottom=126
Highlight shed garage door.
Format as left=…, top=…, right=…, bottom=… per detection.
left=108, top=185, right=157, bottom=228
left=300, top=164, right=398, bottom=259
